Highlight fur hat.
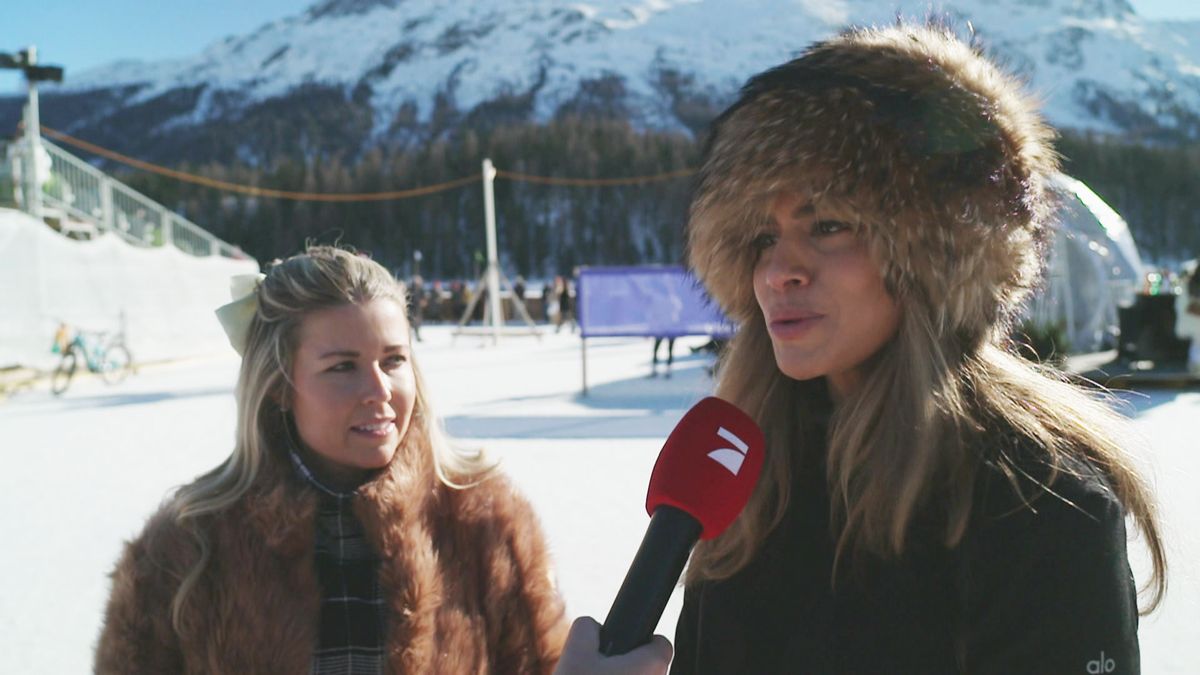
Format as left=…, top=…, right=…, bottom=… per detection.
left=688, top=23, right=1060, bottom=348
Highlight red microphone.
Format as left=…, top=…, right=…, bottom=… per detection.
left=599, top=397, right=765, bottom=656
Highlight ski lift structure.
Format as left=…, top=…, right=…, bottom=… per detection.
left=451, top=158, right=541, bottom=343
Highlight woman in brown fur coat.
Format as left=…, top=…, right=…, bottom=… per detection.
left=95, top=246, right=567, bottom=674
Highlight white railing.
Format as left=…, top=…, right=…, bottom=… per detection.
left=3, top=138, right=245, bottom=259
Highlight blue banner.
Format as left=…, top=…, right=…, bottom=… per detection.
left=577, top=266, right=735, bottom=338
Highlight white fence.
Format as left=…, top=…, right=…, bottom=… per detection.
left=2, top=138, right=246, bottom=259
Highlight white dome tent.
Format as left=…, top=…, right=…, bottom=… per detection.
left=1023, top=173, right=1146, bottom=355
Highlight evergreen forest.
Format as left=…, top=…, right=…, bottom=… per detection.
left=104, top=120, right=1200, bottom=279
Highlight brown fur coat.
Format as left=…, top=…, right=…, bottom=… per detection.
left=94, top=446, right=568, bottom=674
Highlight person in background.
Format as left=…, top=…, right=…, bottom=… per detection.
left=428, top=279, right=445, bottom=322
left=514, top=275, right=528, bottom=304
left=451, top=280, right=468, bottom=322
left=555, top=270, right=580, bottom=334
left=543, top=278, right=559, bottom=323
left=1175, top=262, right=1200, bottom=374
left=553, top=275, right=568, bottom=332
left=567, top=268, right=581, bottom=332
left=95, top=246, right=567, bottom=673
left=407, top=273, right=426, bottom=341
left=651, top=336, right=677, bottom=378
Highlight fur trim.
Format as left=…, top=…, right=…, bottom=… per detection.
left=95, top=439, right=567, bottom=674
left=688, top=23, right=1060, bottom=345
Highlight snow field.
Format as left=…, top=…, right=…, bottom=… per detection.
left=0, top=325, right=1195, bottom=672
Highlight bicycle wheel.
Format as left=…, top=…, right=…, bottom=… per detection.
left=51, top=350, right=78, bottom=396
left=101, top=344, right=133, bottom=385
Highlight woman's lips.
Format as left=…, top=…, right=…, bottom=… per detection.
left=351, top=421, right=396, bottom=438
left=768, top=316, right=823, bottom=340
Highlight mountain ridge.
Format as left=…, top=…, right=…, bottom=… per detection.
left=4, top=0, right=1198, bottom=164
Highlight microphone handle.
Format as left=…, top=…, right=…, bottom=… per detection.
left=599, top=505, right=702, bottom=656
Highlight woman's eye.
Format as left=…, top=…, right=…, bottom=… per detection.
left=814, top=220, right=850, bottom=236
left=328, top=361, right=355, bottom=373
left=383, top=354, right=408, bottom=370
left=751, top=232, right=778, bottom=250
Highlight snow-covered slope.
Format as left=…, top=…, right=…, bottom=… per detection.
left=10, top=0, right=1200, bottom=157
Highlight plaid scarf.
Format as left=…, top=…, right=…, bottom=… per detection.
left=289, top=450, right=387, bottom=675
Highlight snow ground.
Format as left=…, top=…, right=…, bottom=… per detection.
left=0, top=325, right=1196, bottom=673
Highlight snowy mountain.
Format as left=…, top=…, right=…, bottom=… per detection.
left=4, top=0, right=1200, bottom=162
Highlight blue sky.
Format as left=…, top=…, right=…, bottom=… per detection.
left=2, top=0, right=1197, bottom=94
left=1, top=0, right=312, bottom=92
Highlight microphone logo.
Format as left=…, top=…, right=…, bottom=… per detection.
left=707, top=426, right=750, bottom=475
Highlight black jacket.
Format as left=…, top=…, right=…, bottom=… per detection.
left=671, top=447, right=1140, bottom=674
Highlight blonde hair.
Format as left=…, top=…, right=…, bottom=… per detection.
left=686, top=250, right=1167, bottom=615
left=683, top=22, right=1166, bottom=613
left=168, top=245, right=492, bottom=630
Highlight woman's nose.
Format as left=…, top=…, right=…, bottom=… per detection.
left=762, top=240, right=814, bottom=290
left=361, top=364, right=392, bottom=403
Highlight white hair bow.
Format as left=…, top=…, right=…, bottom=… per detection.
left=214, top=273, right=266, bottom=356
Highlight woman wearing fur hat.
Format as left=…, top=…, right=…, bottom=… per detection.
left=95, top=246, right=568, bottom=673
left=671, top=23, right=1166, bottom=674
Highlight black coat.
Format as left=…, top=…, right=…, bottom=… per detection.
left=671, top=446, right=1140, bottom=675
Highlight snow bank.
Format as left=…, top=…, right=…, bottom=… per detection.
left=0, top=208, right=258, bottom=369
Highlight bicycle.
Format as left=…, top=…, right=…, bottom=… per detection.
left=50, top=322, right=133, bottom=396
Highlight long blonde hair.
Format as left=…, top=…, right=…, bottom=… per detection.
left=168, top=245, right=492, bottom=630
left=687, top=271, right=1167, bottom=614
